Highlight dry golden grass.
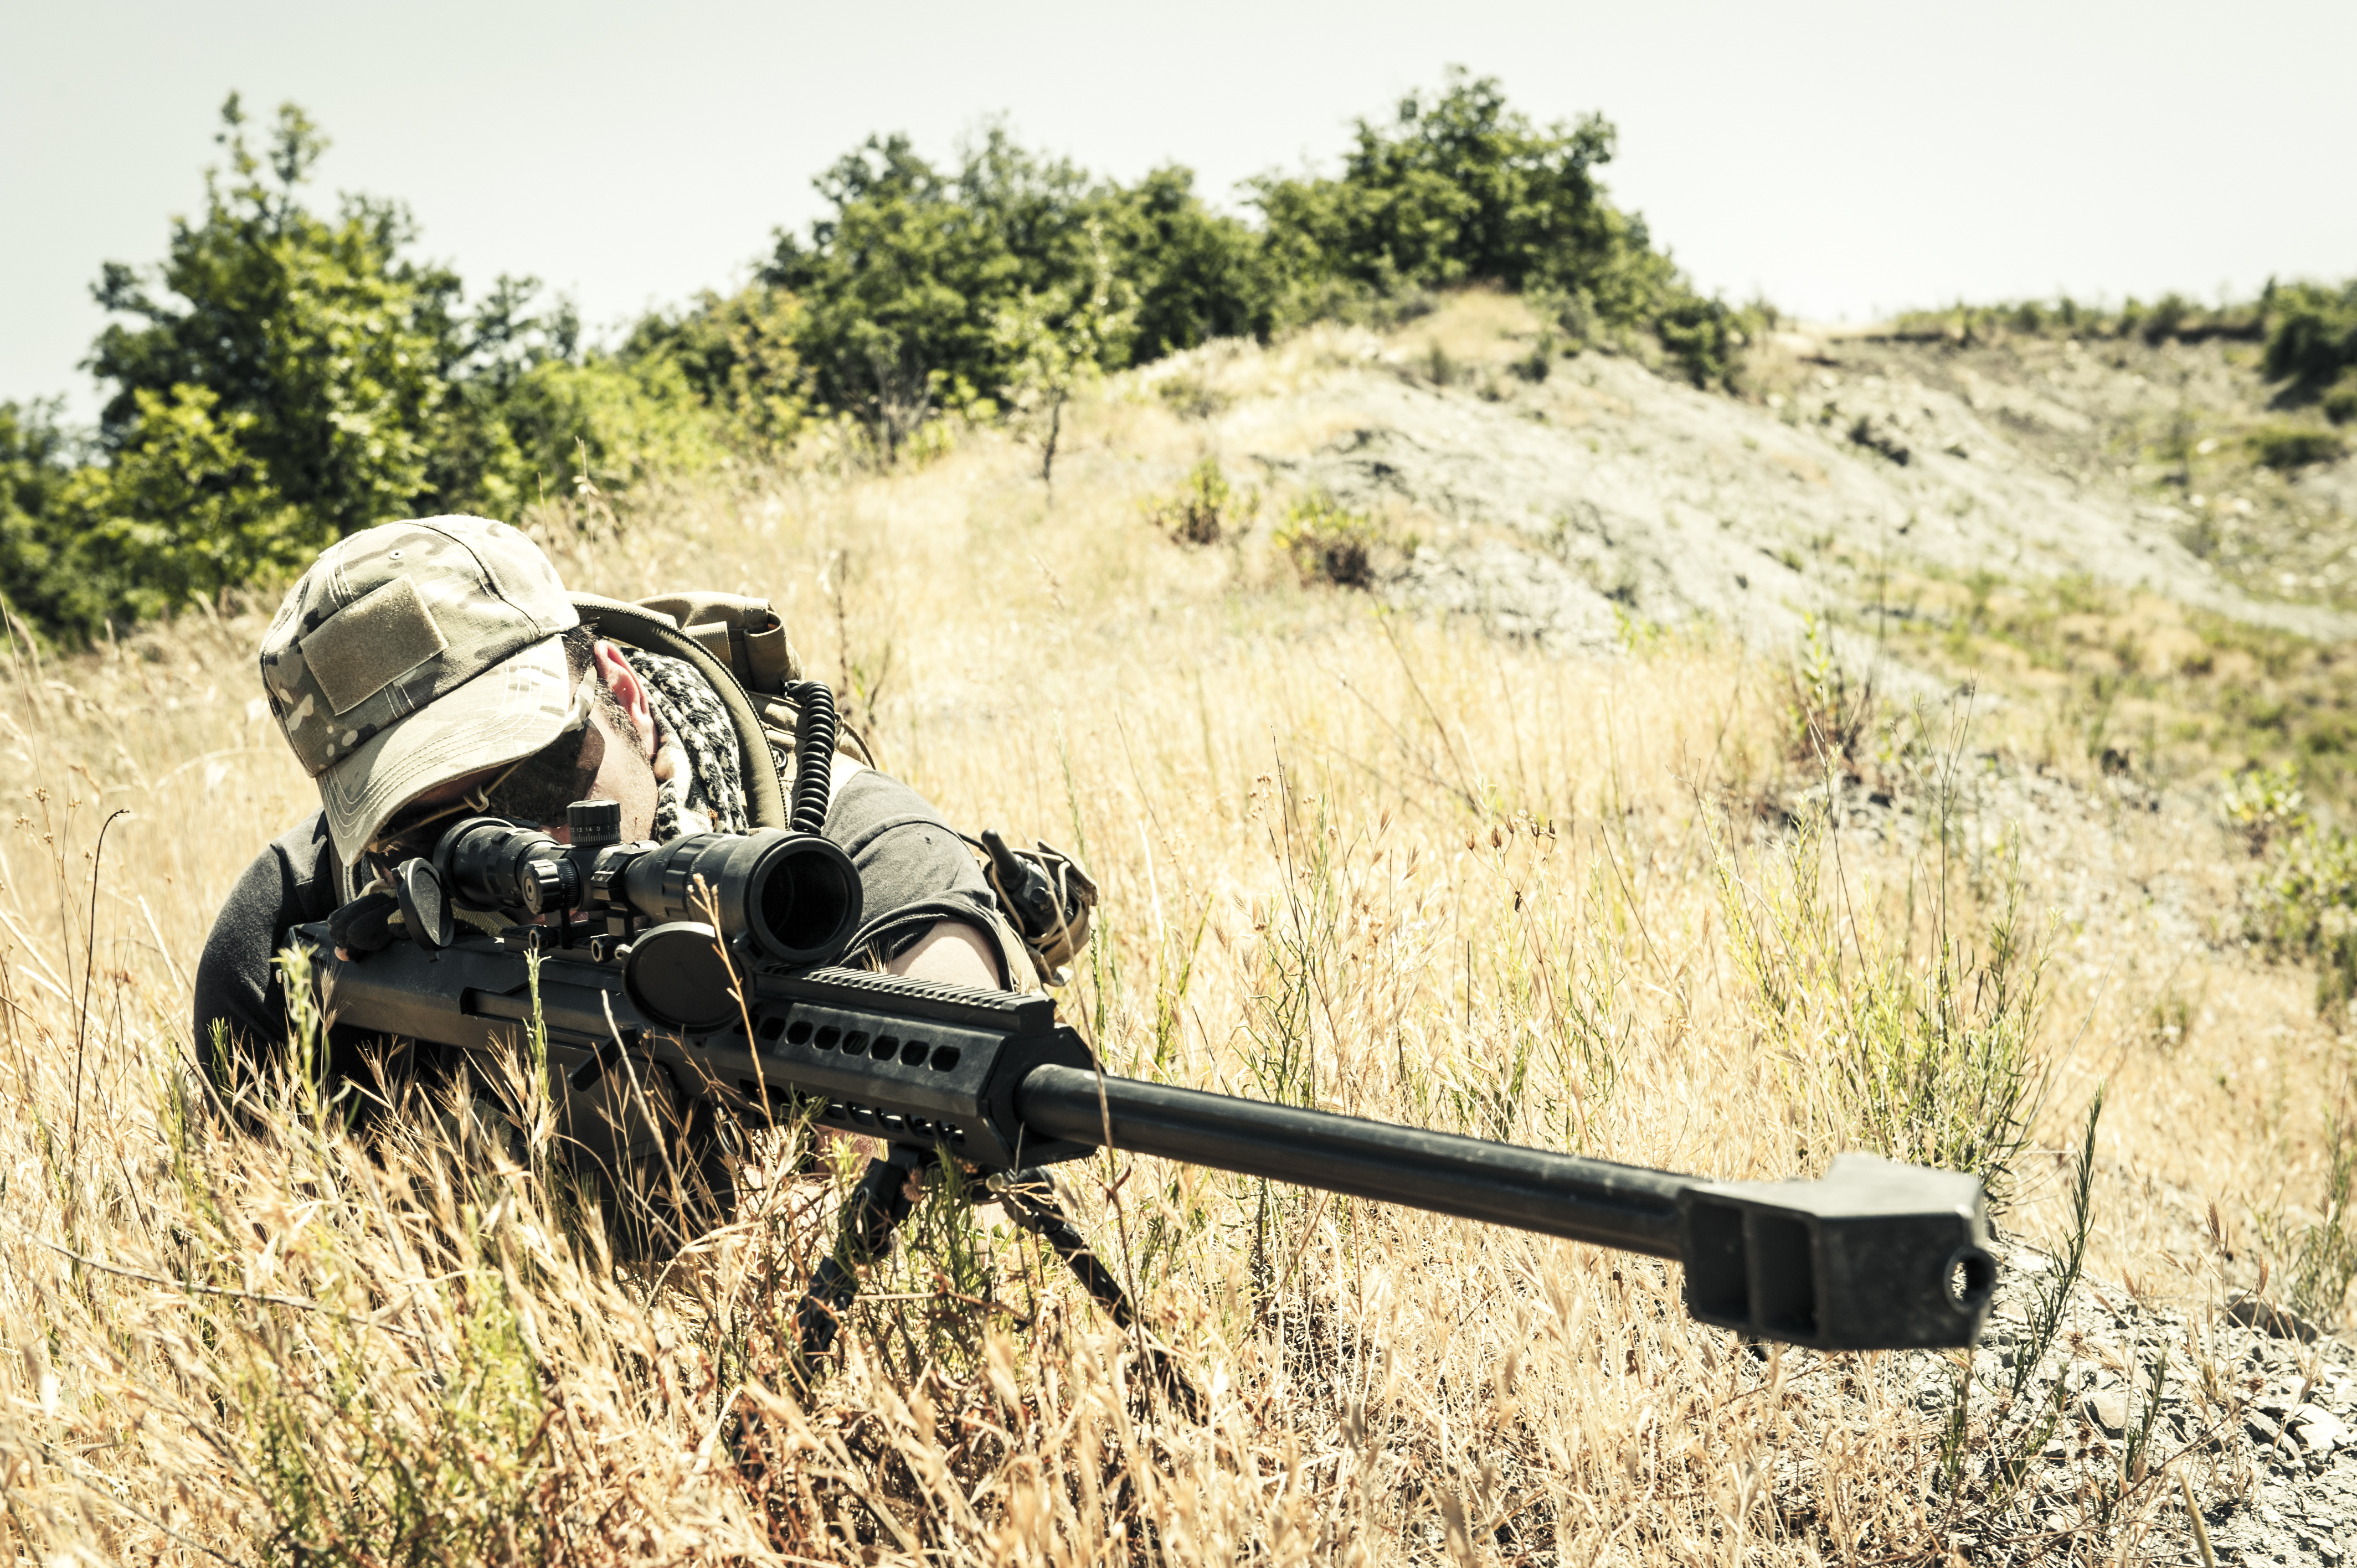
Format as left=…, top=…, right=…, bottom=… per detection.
left=1, top=334, right=2348, bottom=1562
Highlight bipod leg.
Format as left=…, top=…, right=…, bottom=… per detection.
left=995, top=1168, right=1202, bottom=1419
left=797, top=1144, right=929, bottom=1364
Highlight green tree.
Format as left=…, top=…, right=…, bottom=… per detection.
left=761, top=128, right=1105, bottom=457
left=1099, top=166, right=1275, bottom=360
left=85, top=96, right=465, bottom=534
left=991, top=221, right=1136, bottom=486
left=1251, top=68, right=1749, bottom=386
left=58, top=385, right=314, bottom=626
left=622, top=285, right=810, bottom=450
left=1253, top=68, right=1633, bottom=297
left=0, top=400, right=79, bottom=632
left=495, top=354, right=725, bottom=498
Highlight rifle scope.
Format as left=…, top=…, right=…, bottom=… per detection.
left=429, top=804, right=862, bottom=967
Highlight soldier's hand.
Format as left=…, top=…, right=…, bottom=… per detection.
left=327, top=890, right=402, bottom=958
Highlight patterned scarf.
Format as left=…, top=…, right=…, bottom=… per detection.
left=630, top=651, right=753, bottom=839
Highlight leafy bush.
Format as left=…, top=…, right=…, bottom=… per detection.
left=2257, top=1101, right=2357, bottom=1323
left=1886, top=293, right=2265, bottom=347
left=2229, top=769, right=2357, bottom=1014
left=991, top=226, right=1134, bottom=484
left=761, top=130, right=1121, bottom=458
left=1252, top=69, right=1749, bottom=387
left=0, top=400, right=80, bottom=631
left=55, top=385, right=320, bottom=626
left=621, top=285, right=809, bottom=451
left=1274, top=491, right=1381, bottom=588
left=1252, top=71, right=1631, bottom=298
left=2248, top=422, right=2345, bottom=470
left=1147, top=457, right=1250, bottom=545
left=86, top=102, right=450, bottom=531
left=1104, top=166, right=1277, bottom=362
left=2262, top=277, right=2357, bottom=395
left=2221, top=762, right=2307, bottom=855
left=2248, top=825, right=2357, bottom=1014
left=2322, top=370, right=2357, bottom=427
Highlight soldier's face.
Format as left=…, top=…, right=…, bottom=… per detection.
left=378, top=641, right=663, bottom=854
left=543, top=700, right=660, bottom=844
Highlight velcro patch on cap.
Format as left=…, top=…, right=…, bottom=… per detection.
left=306, top=576, right=450, bottom=715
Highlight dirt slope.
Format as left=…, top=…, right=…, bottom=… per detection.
left=1146, top=296, right=2357, bottom=653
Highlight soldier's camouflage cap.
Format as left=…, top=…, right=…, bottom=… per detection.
left=258, top=515, right=581, bottom=866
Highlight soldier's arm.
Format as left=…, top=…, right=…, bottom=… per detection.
left=192, top=812, right=341, bottom=1077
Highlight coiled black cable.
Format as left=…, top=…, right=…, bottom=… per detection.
left=783, top=680, right=838, bottom=837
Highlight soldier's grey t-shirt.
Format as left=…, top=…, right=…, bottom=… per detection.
left=191, top=770, right=1001, bottom=1077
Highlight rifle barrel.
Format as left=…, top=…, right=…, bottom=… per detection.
left=1016, top=1064, right=1686, bottom=1257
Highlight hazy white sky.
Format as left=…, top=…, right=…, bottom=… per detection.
left=6, top=0, right=2350, bottom=420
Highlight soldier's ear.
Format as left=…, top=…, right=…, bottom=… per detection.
left=591, top=640, right=658, bottom=760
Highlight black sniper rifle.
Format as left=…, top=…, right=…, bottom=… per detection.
left=297, top=692, right=1996, bottom=1361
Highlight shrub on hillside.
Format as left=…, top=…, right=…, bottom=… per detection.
left=85, top=97, right=460, bottom=537
left=2248, top=821, right=2357, bottom=1015
left=0, top=400, right=79, bottom=631
left=2327, top=372, right=2357, bottom=427
left=2229, top=767, right=2357, bottom=1016
left=1104, top=166, right=1278, bottom=362
left=1252, top=69, right=1751, bottom=387
left=1887, top=293, right=2265, bottom=347
left=761, top=130, right=1124, bottom=459
left=1275, top=491, right=1382, bottom=588
left=3, top=384, right=322, bottom=636
left=55, top=385, right=320, bottom=627
left=620, top=285, right=810, bottom=451
left=2249, top=422, right=2345, bottom=470
left=1147, top=458, right=1250, bottom=545
left=2263, top=278, right=2357, bottom=396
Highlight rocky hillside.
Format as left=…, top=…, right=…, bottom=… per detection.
left=1140, top=293, right=2356, bottom=653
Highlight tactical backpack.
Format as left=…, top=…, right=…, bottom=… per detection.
left=576, top=590, right=1095, bottom=989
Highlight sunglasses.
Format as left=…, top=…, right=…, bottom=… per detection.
left=368, top=677, right=609, bottom=860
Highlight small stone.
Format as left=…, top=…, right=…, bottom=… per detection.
left=2225, top=1296, right=2323, bottom=1343
left=2291, top=1405, right=2348, bottom=1454
left=2084, top=1390, right=2129, bottom=1435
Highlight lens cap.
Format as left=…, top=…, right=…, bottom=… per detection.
left=622, top=922, right=742, bottom=1033
left=393, top=858, right=455, bottom=950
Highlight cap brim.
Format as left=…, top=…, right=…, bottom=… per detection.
left=316, top=635, right=577, bottom=865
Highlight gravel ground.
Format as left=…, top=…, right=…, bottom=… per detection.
left=1931, top=1243, right=2357, bottom=1564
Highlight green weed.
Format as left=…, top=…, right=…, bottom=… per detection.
left=2256, top=1096, right=2357, bottom=1324
left=1716, top=813, right=2052, bottom=1207
left=1147, top=456, right=1252, bottom=546
left=1274, top=491, right=1381, bottom=589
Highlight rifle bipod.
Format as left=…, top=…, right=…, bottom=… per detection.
left=793, top=1147, right=1200, bottom=1413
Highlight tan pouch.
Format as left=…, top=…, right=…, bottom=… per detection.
left=632, top=591, right=878, bottom=769
left=969, top=833, right=1100, bottom=984
left=635, top=591, right=801, bottom=695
